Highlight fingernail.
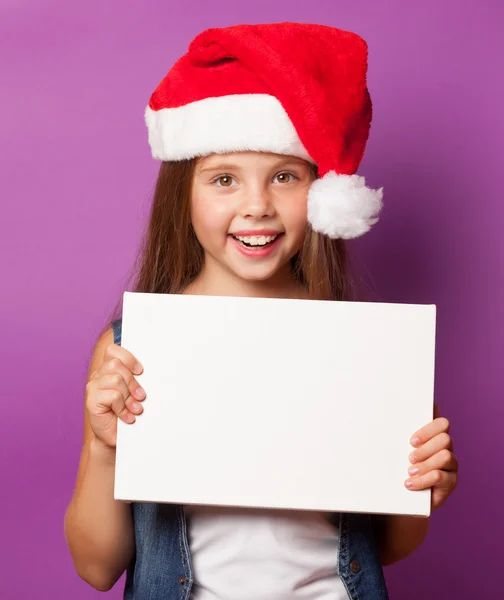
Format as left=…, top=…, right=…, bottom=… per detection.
left=135, top=387, right=146, bottom=399
left=405, top=479, right=414, bottom=488
left=409, top=454, right=418, bottom=464
left=408, top=467, right=419, bottom=476
left=133, top=362, right=143, bottom=374
left=132, top=401, right=142, bottom=413
left=410, top=437, right=420, bottom=447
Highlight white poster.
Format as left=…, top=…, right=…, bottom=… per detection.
left=114, top=292, right=435, bottom=516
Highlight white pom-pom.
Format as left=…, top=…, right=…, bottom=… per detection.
left=307, top=171, right=384, bottom=239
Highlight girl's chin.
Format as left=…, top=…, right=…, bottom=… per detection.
left=227, top=256, right=295, bottom=284
left=229, top=266, right=282, bottom=283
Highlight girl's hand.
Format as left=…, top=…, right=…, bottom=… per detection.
left=405, top=404, right=458, bottom=510
left=85, top=343, right=146, bottom=450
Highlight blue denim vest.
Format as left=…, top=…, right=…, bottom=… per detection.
left=112, top=318, right=389, bottom=600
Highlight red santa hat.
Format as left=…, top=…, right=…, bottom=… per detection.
left=145, top=22, right=383, bottom=239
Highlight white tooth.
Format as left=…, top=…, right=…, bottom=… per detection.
left=234, top=234, right=278, bottom=246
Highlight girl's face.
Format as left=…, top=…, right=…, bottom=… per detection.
left=190, top=151, right=314, bottom=292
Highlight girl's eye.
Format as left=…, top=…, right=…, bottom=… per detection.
left=214, top=175, right=235, bottom=187
left=274, top=172, right=297, bottom=184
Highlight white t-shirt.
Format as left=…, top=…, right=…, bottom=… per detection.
left=186, top=505, right=349, bottom=599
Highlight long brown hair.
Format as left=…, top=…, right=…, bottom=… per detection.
left=104, top=158, right=355, bottom=331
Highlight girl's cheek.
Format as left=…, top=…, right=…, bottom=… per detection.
left=285, top=198, right=309, bottom=229
left=192, top=196, right=223, bottom=225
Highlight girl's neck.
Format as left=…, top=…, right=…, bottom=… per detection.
left=183, top=262, right=308, bottom=301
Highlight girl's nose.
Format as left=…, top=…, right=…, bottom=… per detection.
left=239, top=188, right=275, bottom=219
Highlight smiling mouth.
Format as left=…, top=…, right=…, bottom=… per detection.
left=231, top=234, right=282, bottom=248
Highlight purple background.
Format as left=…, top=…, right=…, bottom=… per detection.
left=1, top=0, right=502, bottom=598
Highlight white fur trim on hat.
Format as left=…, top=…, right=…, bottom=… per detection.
left=307, top=171, right=383, bottom=239
left=145, top=94, right=314, bottom=163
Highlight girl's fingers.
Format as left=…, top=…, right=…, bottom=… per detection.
left=410, top=416, right=450, bottom=448
left=409, top=431, right=452, bottom=464
left=406, top=405, right=458, bottom=510
left=405, top=468, right=456, bottom=493
left=103, top=342, right=144, bottom=377
left=100, top=358, right=146, bottom=404
left=99, top=374, right=144, bottom=417
left=408, top=448, right=458, bottom=478
left=101, top=389, right=135, bottom=424
left=90, top=362, right=145, bottom=419
left=95, top=372, right=131, bottom=403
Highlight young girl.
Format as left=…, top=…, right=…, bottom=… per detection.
left=64, top=22, right=458, bottom=599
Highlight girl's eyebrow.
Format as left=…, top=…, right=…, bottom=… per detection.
left=197, top=158, right=308, bottom=174
left=198, top=163, right=242, bottom=174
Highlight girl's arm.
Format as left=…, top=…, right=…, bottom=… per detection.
left=374, top=514, right=429, bottom=565
left=64, top=329, right=135, bottom=591
left=376, top=410, right=458, bottom=566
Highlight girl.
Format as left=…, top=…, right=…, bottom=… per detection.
left=64, top=22, right=458, bottom=600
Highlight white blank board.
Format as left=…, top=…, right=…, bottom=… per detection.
left=114, top=291, right=436, bottom=516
